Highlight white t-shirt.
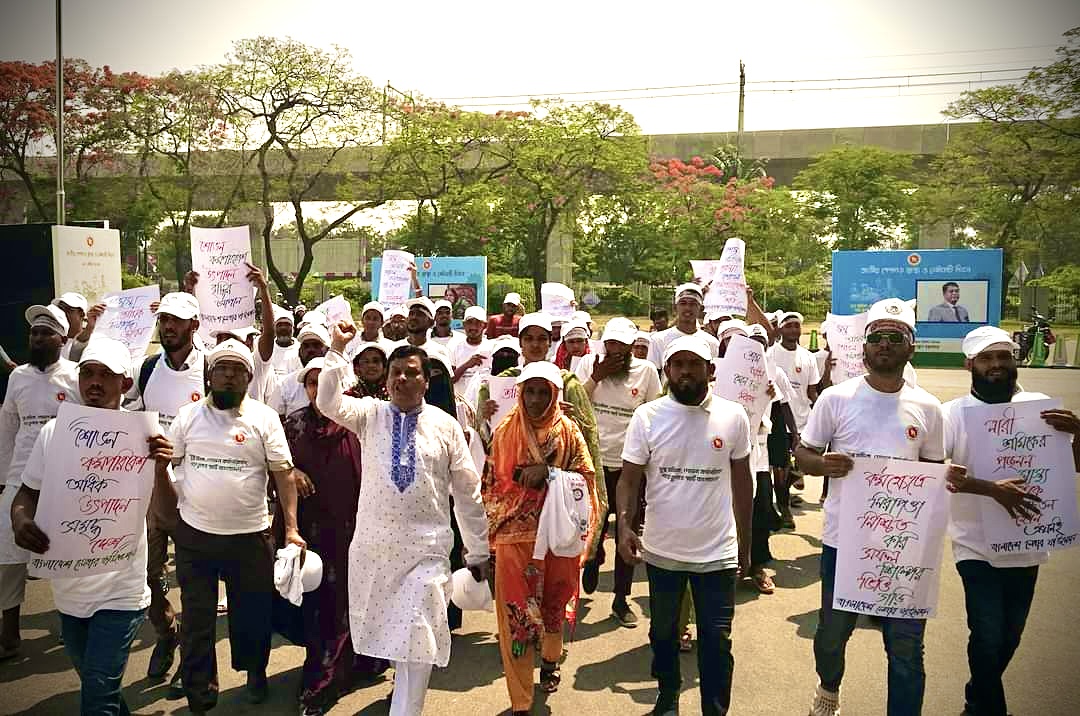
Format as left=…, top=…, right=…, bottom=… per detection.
left=943, top=391, right=1051, bottom=568
left=647, top=325, right=721, bottom=369
left=250, top=349, right=277, bottom=403
left=452, top=338, right=492, bottom=389
left=622, top=394, right=753, bottom=565
left=0, top=360, right=80, bottom=486
left=268, top=367, right=310, bottom=417
left=801, top=376, right=946, bottom=548
left=767, top=343, right=821, bottom=430
left=576, top=354, right=663, bottom=468
left=269, top=340, right=302, bottom=378
left=21, top=419, right=151, bottom=618
left=430, top=331, right=464, bottom=355
left=168, top=398, right=293, bottom=535
left=128, top=348, right=206, bottom=431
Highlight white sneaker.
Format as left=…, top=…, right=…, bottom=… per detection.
left=808, top=685, right=840, bottom=716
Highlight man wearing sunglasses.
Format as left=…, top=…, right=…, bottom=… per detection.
left=794, top=298, right=946, bottom=716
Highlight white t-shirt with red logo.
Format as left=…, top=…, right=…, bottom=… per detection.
left=128, top=348, right=206, bottom=432
left=801, top=375, right=946, bottom=548
left=622, top=394, right=752, bottom=565
left=575, top=354, right=663, bottom=468
left=168, top=398, right=293, bottom=535
left=0, top=359, right=80, bottom=487
left=767, top=342, right=821, bottom=430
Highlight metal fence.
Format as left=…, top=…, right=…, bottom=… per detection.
left=1007, top=286, right=1080, bottom=324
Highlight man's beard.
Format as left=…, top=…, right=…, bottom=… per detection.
left=211, top=390, right=245, bottom=410
left=669, top=378, right=707, bottom=405
left=972, top=366, right=1018, bottom=404
left=610, top=351, right=633, bottom=377
left=28, top=345, right=58, bottom=370
left=160, top=331, right=192, bottom=353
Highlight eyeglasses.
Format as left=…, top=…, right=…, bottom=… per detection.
left=865, top=331, right=908, bottom=345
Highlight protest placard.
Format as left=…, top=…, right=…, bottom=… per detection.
left=825, top=312, right=868, bottom=384
left=97, top=285, right=160, bottom=365
left=706, top=238, right=747, bottom=316
left=690, top=260, right=721, bottom=290
left=190, top=226, right=256, bottom=343
left=541, top=283, right=575, bottom=321
left=315, top=295, right=352, bottom=326
left=712, top=334, right=773, bottom=431
left=963, top=398, right=1079, bottom=554
left=377, top=250, right=415, bottom=309
left=833, top=457, right=950, bottom=618
left=486, top=376, right=519, bottom=430
left=51, top=225, right=122, bottom=305
left=28, top=403, right=158, bottom=579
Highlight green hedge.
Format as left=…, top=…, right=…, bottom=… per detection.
left=487, top=274, right=536, bottom=314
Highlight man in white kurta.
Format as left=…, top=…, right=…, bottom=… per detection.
left=317, top=323, right=490, bottom=716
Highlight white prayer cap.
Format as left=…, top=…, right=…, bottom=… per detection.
left=273, top=305, right=294, bottom=325
left=601, top=317, right=638, bottom=345
left=503, top=292, right=523, bottom=307
left=491, top=335, right=521, bottom=355
left=433, top=299, right=453, bottom=313
left=297, top=322, right=330, bottom=346
left=663, top=335, right=712, bottom=365
left=296, top=356, right=326, bottom=384
left=865, top=298, right=915, bottom=334
left=516, top=359, right=564, bottom=389
left=208, top=338, right=254, bottom=374
left=405, top=296, right=436, bottom=320
left=463, top=306, right=487, bottom=323
left=519, top=312, right=553, bottom=335
left=154, top=292, right=200, bottom=321
left=79, top=337, right=131, bottom=377
left=211, top=326, right=258, bottom=342
left=778, top=311, right=804, bottom=327
left=25, top=304, right=69, bottom=336
left=962, top=326, right=1019, bottom=359
left=52, top=292, right=88, bottom=313
left=301, top=550, right=323, bottom=593
left=451, top=567, right=492, bottom=612
left=634, top=331, right=652, bottom=346
left=361, top=301, right=386, bottom=320
left=717, top=319, right=749, bottom=338
left=674, top=283, right=704, bottom=303
left=298, top=310, right=327, bottom=328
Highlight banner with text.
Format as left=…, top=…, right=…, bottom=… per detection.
left=712, top=334, right=773, bottom=430
left=190, top=226, right=256, bottom=343
left=834, top=458, right=950, bottom=619
left=963, top=398, right=1079, bottom=555
left=375, top=250, right=415, bottom=311
left=825, top=312, right=868, bottom=384
left=99, top=285, right=160, bottom=365
left=28, top=403, right=157, bottom=579
left=372, top=255, right=487, bottom=329
left=51, top=225, right=122, bottom=305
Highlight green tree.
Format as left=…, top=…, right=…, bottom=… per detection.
left=793, top=145, right=916, bottom=250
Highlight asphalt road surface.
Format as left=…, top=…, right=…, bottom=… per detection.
left=2, top=367, right=1079, bottom=715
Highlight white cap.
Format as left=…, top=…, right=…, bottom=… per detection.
left=767, top=310, right=782, bottom=324
left=519, top=312, right=553, bottom=335
left=866, top=298, right=916, bottom=334
left=962, top=326, right=1019, bottom=359
left=572, top=310, right=592, bottom=325
left=663, top=335, right=713, bottom=364
left=717, top=319, right=749, bottom=338
left=273, top=305, right=294, bottom=325
left=388, top=305, right=408, bottom=320
left=296, top=356, right=326, bottom=384
left=155, top=292, right=200, bottom=321
left=503, top=292, right=522, bottom=307
left=207, top=338, right=254, bottom=374
left=674, top=282, right=704, bottom=303
left=423, top=342, right=454, bottom=375
left=705, top=310, right=732, bottom=323
left=25, top=304, right=69, bottom=335
left=433, top=299, right=453, bottom=314
left=747, top=324, right=769, bottom=340
left=405, top=296, right=435, bottom=319
left=561, top=320, right=590, bottom=341
left=298, top=310, right=327, bottom=328
left=601, top=317, right=638, bottom=345
left=297, top=323, right=331, bottom=346
left=451, top=567, right=493, bottom=612
left=361, top=301, right=386, bottom=320
left=52, top=292, right=88, bottom=313
left=516, top=359, right=564, bottom=389
left=301, top=550, right=323, bottom=593
left=463, top=306, right=487, bottom=323
left=79, top=337, right=131, bottom=377
left=211, top=326, right=258, bottom=341
left=778, top=311, right=804, bottom=327
left=634, top=331, right=652, bottom=346
left=351, top=341, right=389, bottom=361
left=491, top=335, right=521, bottom=355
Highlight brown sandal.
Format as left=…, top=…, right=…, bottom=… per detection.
left=539, top=660, right=561, bottom=693
left=750, top=571, right=776, bottom=595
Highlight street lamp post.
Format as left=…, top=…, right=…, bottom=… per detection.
left=55, top=0, right=65, bottom=225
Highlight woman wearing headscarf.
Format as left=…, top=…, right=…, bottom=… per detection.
left=345, top=343, right=389, bottom=401
left=277, top=358, right=388, bottom=715
left=483, top=361, right=598, bottom=716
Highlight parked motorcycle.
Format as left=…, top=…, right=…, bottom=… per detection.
left=1012, top=309, right=1056, bottom=362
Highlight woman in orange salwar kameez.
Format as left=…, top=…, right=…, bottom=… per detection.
left=482, top=361, right=598, bottom=716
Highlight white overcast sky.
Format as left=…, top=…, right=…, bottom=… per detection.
left=2, top=0, right=1077, bottom=134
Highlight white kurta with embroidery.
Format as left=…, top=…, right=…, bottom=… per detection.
left=316, top=349, right=490, bottom=667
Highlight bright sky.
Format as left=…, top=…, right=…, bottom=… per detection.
left=3, top=0, right=1078, bottom=135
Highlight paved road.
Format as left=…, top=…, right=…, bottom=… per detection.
left=3, top=368, right=1079, bottom=715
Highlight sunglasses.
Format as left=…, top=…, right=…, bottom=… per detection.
left=865, top=331, right=908, bottom=345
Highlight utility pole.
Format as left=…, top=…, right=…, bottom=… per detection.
left=55, top=0, right=65, bottom=224
left=735, top=60, right=745, bottom=175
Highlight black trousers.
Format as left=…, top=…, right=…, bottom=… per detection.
left=594, top=467, right=646, bottom=599
left=173, top=518, right=275, bottom=712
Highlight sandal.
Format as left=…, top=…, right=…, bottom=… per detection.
left=679, top=630, right=692, bottom=652
left=750, top=572, right=776, bottom=595
left=539, top=660, right=561, bottom=693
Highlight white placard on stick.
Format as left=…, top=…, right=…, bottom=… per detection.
left=190, top=226, right=256, bottom=343
left=712, top=334, right=772, bottom=431
left=833, top=457, right=950, bottom=619
left=315, top=295, right=352, bottom=326
left=710, top=238, right=748, bottom=316
left=541, top=283, right=575, bottom=321
left=486, top=376, right=520, bottom=430
left=377, top=250, right=415, bottom=310
left=963, top=398, right=1079, bottom=554
left=51, top=225, right=122, bottom=305
left=825, top=312, right=868, bottom=384
left=98, top=285, right=160, bottom=365
left=28, top=403, right=158, bottom=579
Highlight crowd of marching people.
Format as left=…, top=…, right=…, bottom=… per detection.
left=1, top=260, right=1078, bottom=716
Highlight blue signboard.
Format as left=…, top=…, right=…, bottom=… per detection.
left=371, top=255, right=487, bottom=329
left=831, top=249, right=1004, bottom=364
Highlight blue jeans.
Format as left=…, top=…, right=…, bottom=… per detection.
left=813, top=546, right=926, bottom=715
left=60, top=608, right=146, bottom=716
left=646, top=562, right=737, bottom=716
left=956, top=560, right=1038, bottom=716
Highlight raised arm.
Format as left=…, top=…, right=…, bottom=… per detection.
left=249, top=262, right=275, bottom=363
left=317, top=320, right=372, bottom=434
